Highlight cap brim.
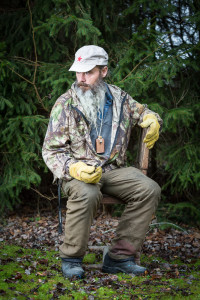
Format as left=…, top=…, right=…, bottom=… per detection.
left=69, top=62, right=96, bottom=72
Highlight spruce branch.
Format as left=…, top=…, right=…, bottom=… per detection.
left=1, top=25, right=48, bottom=112
left=27, top=0, right=48, bottom=112
left=149, top=222, right=188, bottom=233
left=119, top=21, right=185, bottom=83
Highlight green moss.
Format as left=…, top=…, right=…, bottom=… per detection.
left=0, top=243, right=200, bottom=299
left=95, top=287, right=116, bottom=298
left=83, top=253, right=96, bottom=264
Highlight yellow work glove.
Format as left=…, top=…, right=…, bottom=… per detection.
left=140, top=114, right=160, bottom=149
left=69, top=162, right=102, bottom=184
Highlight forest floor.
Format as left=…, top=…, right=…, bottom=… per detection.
left=0, top=207, right=200, bottom=299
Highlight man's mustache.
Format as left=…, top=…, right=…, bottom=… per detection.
left=77, top=82, right=91, bottom=88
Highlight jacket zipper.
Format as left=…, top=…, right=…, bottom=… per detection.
left=71, top=105, right=90, bottom=126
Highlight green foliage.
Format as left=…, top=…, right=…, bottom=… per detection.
left=0, top=0, right=200, bottom=224
left=160, top=202, right=200, bottom=226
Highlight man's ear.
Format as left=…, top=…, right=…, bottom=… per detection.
left=101, top=66, right=108, bottom=78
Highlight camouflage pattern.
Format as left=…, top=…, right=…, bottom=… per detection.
left=42, top=83, right=162, bottom=182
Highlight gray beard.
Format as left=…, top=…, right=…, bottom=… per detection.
left=74, top=79, right=107, bottom=130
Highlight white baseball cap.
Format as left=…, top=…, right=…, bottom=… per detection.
left=69, top=45, right=108, bottom=72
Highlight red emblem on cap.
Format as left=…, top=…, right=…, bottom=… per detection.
left=77, top=56, right=82, bottom=61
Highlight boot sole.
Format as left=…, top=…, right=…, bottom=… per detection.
left=102, top=265, right=146, bottom=275
left=62, top=271, right=84, bottom=279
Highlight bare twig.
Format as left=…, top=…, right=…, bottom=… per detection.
left=27, top=0, right=37, bottom=85
left=119, top=52, right=154, bottom=83
left=12, top=56, right=40, bottom=65
left=176, top=88, right=189, bottom=106
left=31, top=187, right=57, bottom=201
left=6, top=64, right=33, bottom=85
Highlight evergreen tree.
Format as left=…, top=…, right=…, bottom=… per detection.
left=0, top=0, right=199, bottom=224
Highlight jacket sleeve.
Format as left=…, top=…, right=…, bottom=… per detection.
left=42, top=97, right=76, bottom=182
left=126, top=94, right=163, bottom=129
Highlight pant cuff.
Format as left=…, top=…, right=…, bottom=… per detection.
left=61, top=257, right=83, bottom=263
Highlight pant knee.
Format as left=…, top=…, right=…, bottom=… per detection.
left=67, top=181, right=102, bottom=212
left=142, top=179, right=161, bottom=201
left=81, top=185, right=102, bottom=209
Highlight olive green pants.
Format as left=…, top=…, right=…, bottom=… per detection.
left=59, top=167, right=161, bottom=260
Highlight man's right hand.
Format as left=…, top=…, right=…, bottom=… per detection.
left=69, top=162, right=102, bottom=184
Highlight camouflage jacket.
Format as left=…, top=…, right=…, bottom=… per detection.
left=42, top=83, right=162, bottom=182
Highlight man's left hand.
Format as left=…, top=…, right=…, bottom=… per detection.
left=140, top=114, right=160, bottom=149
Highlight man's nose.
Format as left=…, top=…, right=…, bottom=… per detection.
left=80, top=73, right=86, bottom=82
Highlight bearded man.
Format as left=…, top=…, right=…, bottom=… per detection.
left=42, top=45, right=162, bottom=279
